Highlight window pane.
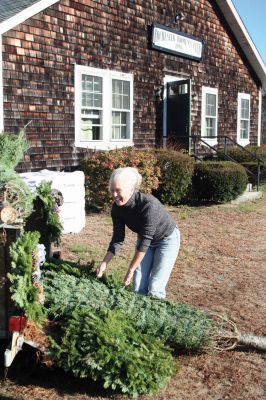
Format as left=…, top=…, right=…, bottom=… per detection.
left=82, top=74, right=102, bottom=108
left=113, top=79, right=123, bottom=94
left=112, top=111, right=129, bottom=139
left=112, top=126, right=120, bottom=139
left=82, top=92, right=93, bottom=108
left=205, top=117, right=216, bottom=137
left=112, top=79, right=130, bottom=110
left=121, top=126, right=127, bottom=139
left=121, top=112, right=127, bottom=124
left=113, top=93, right=122, bottom=109
left=206, top=93, right=216, bottom=116
left=112, top=112, right=120, bottom=125
left=81, top=109, right=102, bottom=140
left=240, top=120, right=249, bottom=139
left=93, top=94, right=102, bottom=108
left=241, top=99, right=249, bottom=119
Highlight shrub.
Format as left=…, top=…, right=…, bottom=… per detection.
left=226, top=145, right=266, bottom=163
left=192, top=161, right=248, bottom=203
left=241, top=162, right=266, bottom=184
left=80, top=147, right=160, bottom=211
left=154, top=149, right=195, bottom=205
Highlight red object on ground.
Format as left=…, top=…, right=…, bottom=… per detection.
left=9, top=316, right=27, bottom=332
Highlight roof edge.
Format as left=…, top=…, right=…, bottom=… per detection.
left=0, top=0, right=60, bottom=34
left=215, top=0, right=266, bottom=91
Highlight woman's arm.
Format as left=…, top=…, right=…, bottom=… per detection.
left=124, top=250, right=145, bottom=286
left=96, top=251, right=114, bottom=278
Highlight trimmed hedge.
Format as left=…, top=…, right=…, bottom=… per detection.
left=192, top=161, right=248, bottom=203
left=80, top=148, right=160, bottom=211
left=241, top=162, right=266, bottom=184
left=226, top=145, right=266, bottom=163
left=154, top=149, right=195, bottom=205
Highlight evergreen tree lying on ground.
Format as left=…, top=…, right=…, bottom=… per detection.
left=43, top=260, right=214, bottom=352
left=8, top=238, right=266, bottom=396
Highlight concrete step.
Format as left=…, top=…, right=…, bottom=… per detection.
left=231, top=184, right=263, bottom=204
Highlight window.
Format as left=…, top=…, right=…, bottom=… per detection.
left=112, top=79, right=131, bottom=139
left=201, top=87, right=218, bottom=145
left=81, top=75, right=103, bottom=141
left=75, top=66, right=133, bottom=149
left=237, top=93, right=250, bottom=144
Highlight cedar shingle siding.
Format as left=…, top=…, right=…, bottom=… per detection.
left=2, top=0, right=261, bottom=171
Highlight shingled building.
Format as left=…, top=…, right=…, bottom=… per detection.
left=0, top=0, right=265, bottom=171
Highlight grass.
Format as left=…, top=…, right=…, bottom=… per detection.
left=167, top=205, right=196, bottom=220
left=178, top=247, right=195, bottom=261
left=237, top=200, right=260, bottom=213
left=66, top=243, right=106, bottom=263
left=65, top=241, right=133, bottom=276
left=259, top=182, right=266, bottom=193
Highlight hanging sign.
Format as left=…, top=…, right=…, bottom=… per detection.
left=151, top=23, right=204, bottom=61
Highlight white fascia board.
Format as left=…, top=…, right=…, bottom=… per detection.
left=0, top=34, right=3, bottom=132
left=0, top=0, right=60, bottom=34
left=258, top=88, right=262, bottom=146
left=215, top=0, right=266, bottom=91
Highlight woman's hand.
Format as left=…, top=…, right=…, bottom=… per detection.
left=96, top=251, right=114, bottom=278
left=96, top=262, right=107, bottom=278
left=124, top=268, right=134, bottom=286
left=124, top=251, right=145, bottom=286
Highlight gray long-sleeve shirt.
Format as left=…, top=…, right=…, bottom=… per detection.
left=108, top=192, right=177, bottom=255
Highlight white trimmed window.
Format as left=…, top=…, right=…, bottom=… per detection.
left=75, top=65, right=133, bottom=149
left=201, top=87, right=218, bottom=145
left=237, top=93, right=250, bottom=145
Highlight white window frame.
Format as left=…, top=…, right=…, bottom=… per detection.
left=201, top=86, right=218, bottom=146
left=75, top=65, right=133, bottom=150
left=237, top=92, right=250, bottom=146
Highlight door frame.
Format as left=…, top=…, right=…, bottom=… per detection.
left=163, top=75, right=191, bottom=151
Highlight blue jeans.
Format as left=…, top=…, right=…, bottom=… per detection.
left=133, top=227, right=180, bottom=299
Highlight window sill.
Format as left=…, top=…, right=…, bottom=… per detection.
left=237, top=139, right=250, bottom=147
left=75, top=141, right=134, bottom=150
left=200, top=137, right=218, bottom=147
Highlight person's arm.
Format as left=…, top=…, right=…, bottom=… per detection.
left=124, top=249, right=145, bottom=286
left=96, top=205, right=125, bottom=277
left=96, top=251, right=114, bottom=278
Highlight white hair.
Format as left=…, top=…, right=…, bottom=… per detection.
left=108, top=167, right=142, bottom=193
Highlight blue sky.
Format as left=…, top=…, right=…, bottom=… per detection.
left=232, top=0, right=266, bottom=64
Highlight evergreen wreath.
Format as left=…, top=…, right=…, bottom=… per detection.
left=8, top=231, right=46, bottom=323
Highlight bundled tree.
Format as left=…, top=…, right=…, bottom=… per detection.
left=50, top=307, right=176, bottom=396
left=8, top=243, right=266, bottom=396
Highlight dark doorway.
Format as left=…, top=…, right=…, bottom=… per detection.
left=166, top=79, right=191, bottom=150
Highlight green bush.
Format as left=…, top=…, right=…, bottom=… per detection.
left=154, top=149, right=195, bottom=205
left=241, top=162, right=266, bottom=184
left=80, top=147, right=160, bottom=211
left=226, top=145, right=266, bottom=163
left=192, top=161, right=248, bottom=203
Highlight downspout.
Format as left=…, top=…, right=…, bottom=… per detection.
left=257, top=87, right=262, bottom=146
left=0, top=34, right=3, bottom=132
